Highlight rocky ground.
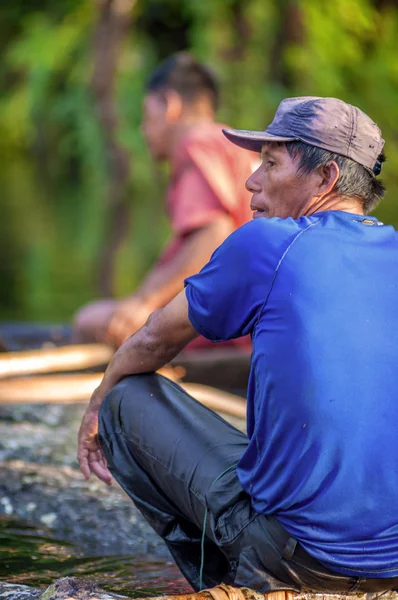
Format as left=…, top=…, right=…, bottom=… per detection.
left=0, top=459, right=168, bottom=556
left=0, top=402, right=166, bottom=557
left=0, top=404, right=85, bottom=466
left=0, top=403, right=174, bottom=599
left=0, top=402, right=245, bottom=600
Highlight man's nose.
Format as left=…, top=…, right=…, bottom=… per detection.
left=245, top=167, right=262, bottom=193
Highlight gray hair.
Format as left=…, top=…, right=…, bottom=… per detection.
left=285, top=141, right=386, bottom=214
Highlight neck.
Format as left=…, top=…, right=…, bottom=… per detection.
left=167, top=105, right=215, bottom=161
left=304, top=193, right=364, bottom=217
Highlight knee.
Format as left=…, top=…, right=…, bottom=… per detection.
left=98, top=378, right=128, bottom=437
left=99, top=373, right=161, bottom=437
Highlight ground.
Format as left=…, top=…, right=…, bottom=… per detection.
left=0, top=403, right=168, bottom=556
left=0, top=402, right=245, bottom=599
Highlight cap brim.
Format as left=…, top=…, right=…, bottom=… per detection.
left=222, top=128, right=297, bottom=152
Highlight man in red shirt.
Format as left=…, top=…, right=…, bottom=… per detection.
left=73, top=53, right=255, bottom=348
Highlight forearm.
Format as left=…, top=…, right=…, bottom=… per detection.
left=136, top=216, right=234, bottom=309
left=136, top=252, right=202, bottom=309
left=88, top=294, right=197, bottom=411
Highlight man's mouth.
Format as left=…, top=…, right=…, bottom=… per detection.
left=251, top=206, right=266, bottom=219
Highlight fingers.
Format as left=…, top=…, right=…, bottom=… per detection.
left=106, top=316, right=117, bottom=338
left=78, top=447, right=113, bottom=486
left=78, top=447, right=91, bottom=480
left=89, top=449, right=113, bottom=485
left=105, top=316, right=123, bottom=347
left=105, top=320, right=128, bottom=349
left=91, top=461, right=113, bottom=486
left=78, top=408, right=111, bottom=483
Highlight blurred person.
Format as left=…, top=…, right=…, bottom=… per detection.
left=73, top=52, right=255, bottom=348
left=78, top=97, right=398, bottom=595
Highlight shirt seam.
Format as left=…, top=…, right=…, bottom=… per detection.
left=248, top=218, right=322, bottom=498
left=253, top=219, right=322, bottom=330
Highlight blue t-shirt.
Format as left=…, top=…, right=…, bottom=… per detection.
left=185, top=211, right=398, bottom=578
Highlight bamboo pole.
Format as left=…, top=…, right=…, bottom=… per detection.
left=0, top=345, right=250, bottom=391
left=0, top=373, right=103, bottom=403
left=0, top=372, right=246, bottom=418
left=133, top=588, right=294, bottom=600
left=41, top=576, right=297, bottom=600
left=181, top=383, right=246, bottom=418
left=0, top=344, right=114, bottom=379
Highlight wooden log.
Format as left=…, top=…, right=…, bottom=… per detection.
left=181, top=383, right=246, bottom=418
left=22, top=575, right=394, bottom=600
left=172, top=348, right=250, bottom=392
left=0, top=344, right=114, bottom=379
left=3, top=574, right=397, bottom=600
left=0, top=344, right=250, bottom=394
left=0, top=372, right=246, bottom=418
left=30, top=577, right=298, bottom=600
left=0, top=373, right=103, bottom=403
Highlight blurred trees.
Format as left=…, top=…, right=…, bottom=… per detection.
left=1, top=0, right=398, bottom=321
left=91, top=0, right=134, bottom=296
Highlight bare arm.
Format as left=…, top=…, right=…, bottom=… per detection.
left=136, top=213, right=234, bottom=308
left=94, top=290, right=197, bottom=408
left=77, top=290, right=198, bottom=483
left=106, top=214, right=234, bottom=346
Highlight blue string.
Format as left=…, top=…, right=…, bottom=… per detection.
left=199, top=508, right=209, bottom=590
left=198, top=463, right=238, bottom=591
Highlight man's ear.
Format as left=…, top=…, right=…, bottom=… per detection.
left=164, top=90, right=183, bottom=122
left=318, top=161, right=339, bottom=197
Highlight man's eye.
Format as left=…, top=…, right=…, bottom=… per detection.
left=266, top=160, right=276, bottom=167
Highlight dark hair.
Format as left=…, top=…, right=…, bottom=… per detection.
left=146, top=52, right=219, bottom=111
left=285, top=141, right=386, bottom=214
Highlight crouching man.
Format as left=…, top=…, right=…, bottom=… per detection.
left=78, top=97, right=398, bottom=595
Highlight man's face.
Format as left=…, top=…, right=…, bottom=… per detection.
left=141, top=93, right=172, bottom=161
left=246, top=143, right=319, bottom=220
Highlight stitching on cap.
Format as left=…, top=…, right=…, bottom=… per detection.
left=290, top=99, right=318, bottom=137
left=347, top=104, right=355, bottom=155
left=288, top=101, right=305, bottom=136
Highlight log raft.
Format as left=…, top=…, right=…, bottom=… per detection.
left=0, top=345, right=249, bottom=418
left=10, top=576, right=396, bottom=600
left=0, top=344, right=114, bottom=379
left=0, top=344, right=251, bottom=392
left=0, top=372, right=246, bottom=418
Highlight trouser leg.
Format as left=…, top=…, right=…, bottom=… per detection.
left=98, top=373, right=248, bottom=590
left=98, top=373, right=398, bottom=594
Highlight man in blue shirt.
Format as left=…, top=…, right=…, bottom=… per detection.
left=77, top=97, right=398, bottom=595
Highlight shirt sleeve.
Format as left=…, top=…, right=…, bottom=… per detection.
left=184, top=219, right=291, bottom=341
left=169, top=164, right=227, bottom=238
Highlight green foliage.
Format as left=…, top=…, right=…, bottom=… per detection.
left=0, top=0, right=398, bottom=321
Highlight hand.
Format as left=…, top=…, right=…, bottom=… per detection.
left=72, top=298, right=117, bottom=344
left=77, top=403, right=112, bottom=486
left=105, top=296, right=153, bottom=348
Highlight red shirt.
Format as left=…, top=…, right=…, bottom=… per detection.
left=159, top=123, right=256, bottom=351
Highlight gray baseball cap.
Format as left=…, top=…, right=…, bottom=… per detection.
left=222, top=96, right=384, bottom=176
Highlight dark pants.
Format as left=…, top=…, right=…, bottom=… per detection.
left=98, top=373, right=398, bottom=594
